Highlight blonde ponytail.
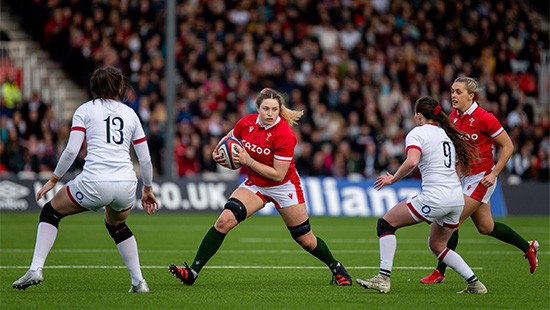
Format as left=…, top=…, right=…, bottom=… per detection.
left=280, top=104, right=303, bottom=127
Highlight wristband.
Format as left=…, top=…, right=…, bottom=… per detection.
left=50, top=175, right=60, bottom=184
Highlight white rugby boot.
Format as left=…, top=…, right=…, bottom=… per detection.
left=12, top=268, right=44, bottom=290
left=457, top=280, right=487, bottom=294
left=129, top=279, right=150, bottom=293
left=356, top=274, right=391, bottom=293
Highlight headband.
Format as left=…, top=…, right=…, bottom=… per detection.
left=434, top=106, right=442, bottom=116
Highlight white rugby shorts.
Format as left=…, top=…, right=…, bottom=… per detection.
left=237, top=178, right=305, bottom=209
left=66, top=174, right=137, bottom=212
left=406, top=195, right=463, bottom=228
left=461, top=169, right=497, bottom=204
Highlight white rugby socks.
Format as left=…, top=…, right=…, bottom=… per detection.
left=30, top=222, right=58, bottom=270
left=117, top=236, right=144, bottom=286
left=379, top=234, right=397, bottom=277
left=438, top=248, right=477, bottom=282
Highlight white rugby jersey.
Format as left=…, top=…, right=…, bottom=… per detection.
left=405, top=124, right=463, bottom=207
left=66, top=99, right=146, bottom=182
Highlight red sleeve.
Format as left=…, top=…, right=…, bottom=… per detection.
left=481, top=111, right=503, bottom=137
left=274, top=127, right=296, bottom=161
left=232, top=117, right=245, bottom=140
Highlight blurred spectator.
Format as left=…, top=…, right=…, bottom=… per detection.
left=362, top=140, right=380, bottom=178
left=3, top=128, right=24, bottom=172
left=513, top=141, right=533, bottom=177
left=1, top=72, right=22, bottom=111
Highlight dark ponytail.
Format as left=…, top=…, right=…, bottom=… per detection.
left=415, top=96, right=478, bottom=175
left=90, top=66, right=128, bottom=102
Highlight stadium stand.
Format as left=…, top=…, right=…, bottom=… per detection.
left=0, top=0, right=548, bottom=183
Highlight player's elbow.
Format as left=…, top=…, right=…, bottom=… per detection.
left=139, top=157, right=152, bottom=167
left=404, top=159, right=418, bottom=170
left=271, top=173, right=285, bottom=183
left=63, top=147, right=79, bottom=158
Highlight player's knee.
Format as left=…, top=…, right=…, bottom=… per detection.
left=287, top=219, right=311, bottom=240
left=377, top=218, right=396, bottom=238
left=477, top=224, right=493, bottom=235
left=214, top=212, right=238, bottom=233
left=224, top=198, right=247, bottom=223
left=297, top=235, right=316, bottom=251
left=40, top=201, right=64, bottom=229
left=105, top=221, right=133, bottom=244
left=428, top=243, right=445, bottom=257
left=431, top=247, right=450, bottom=261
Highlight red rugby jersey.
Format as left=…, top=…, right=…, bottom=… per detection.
left=449, top=102, right=504, bottom=175
left=232, top=113, right=299, bottom=187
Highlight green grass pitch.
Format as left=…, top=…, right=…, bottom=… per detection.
left=1, top=212, right=548, bottom=309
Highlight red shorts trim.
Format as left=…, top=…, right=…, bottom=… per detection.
left=469, top=170, right=492, bottom=202
left=255, top=192, right=266, bottom=203
left=292, top=180, right=305, bottom=204
left=107, top=204, right=133, bottom=213
left=463, top=169, right=496, bottom=203
left=407, top=202, right=432, bottom=224
left=66, top=186, right=85, bottom=209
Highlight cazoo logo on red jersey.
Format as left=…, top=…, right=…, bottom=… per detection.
left=463, top=133, right=479, bottom=141
left=242, top=139, right=272, bottom=155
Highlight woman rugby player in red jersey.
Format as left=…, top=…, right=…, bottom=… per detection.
left=169, top=88, right=352, bottom=286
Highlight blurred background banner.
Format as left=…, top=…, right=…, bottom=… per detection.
left=0, top=176, right=527, bottom=217
left=256, top=177, right=509, bottom=217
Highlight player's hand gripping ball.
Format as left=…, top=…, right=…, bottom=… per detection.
left=217, top=136, right=244, bottom=169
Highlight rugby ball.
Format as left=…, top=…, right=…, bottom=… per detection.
left=217, top=136, right=244, bottom=169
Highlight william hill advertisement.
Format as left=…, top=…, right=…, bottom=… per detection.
left=0, top=176, right=507, bottom=217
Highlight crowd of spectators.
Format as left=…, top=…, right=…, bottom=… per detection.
left=1, top=0, right=549, bottom=183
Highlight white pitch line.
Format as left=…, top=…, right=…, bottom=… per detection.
left=239, top=238, right=545, bottom=244
left=0, top=249, right=547, bottom=255
left=0, top=265, right=484, bottom=270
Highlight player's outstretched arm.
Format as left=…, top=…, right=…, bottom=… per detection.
left=374, top=148, right=420, bottom=190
